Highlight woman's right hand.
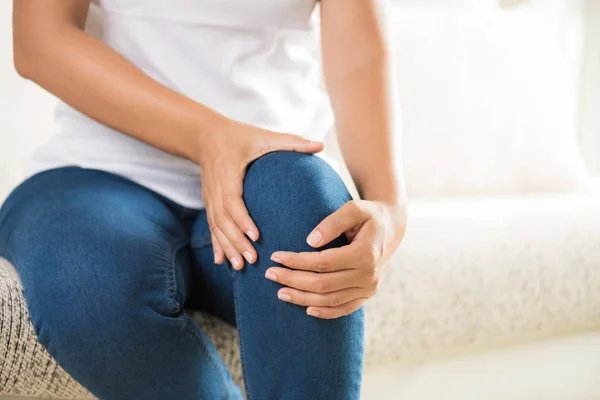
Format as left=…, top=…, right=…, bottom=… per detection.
left=196, top=120, right=324, bottom=270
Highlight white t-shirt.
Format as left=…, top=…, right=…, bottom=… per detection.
left=29, top=0, right=334, bottom=209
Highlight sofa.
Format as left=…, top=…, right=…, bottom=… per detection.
left=2, top=1, right=600, bottom=399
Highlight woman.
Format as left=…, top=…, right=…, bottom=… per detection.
left=0, top=0, right=406, bottom=399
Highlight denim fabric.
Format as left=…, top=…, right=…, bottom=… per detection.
left=0, top=152, right=364, bottom=400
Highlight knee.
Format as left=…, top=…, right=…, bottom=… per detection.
left=243, top=152, right=351, bottom=247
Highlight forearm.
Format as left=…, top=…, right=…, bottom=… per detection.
left=329, top=57, right=403, bottom=205
left=14, top=25, right=228, bottom=164
left=321, top=0, right=404, bottom=206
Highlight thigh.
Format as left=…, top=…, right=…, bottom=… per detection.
left=195, top=152, right=365, bottom=400
left=0, top=168, right=192, bottom=320
left=0, top=168, right=204, bottom=393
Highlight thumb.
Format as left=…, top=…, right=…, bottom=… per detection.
left=263, top=132, right=325, bottom=155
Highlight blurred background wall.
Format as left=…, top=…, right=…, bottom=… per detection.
left=391, top=0, right=592, bottom=198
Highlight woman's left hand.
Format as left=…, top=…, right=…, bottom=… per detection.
left=266, top=199, right=407, bottom=319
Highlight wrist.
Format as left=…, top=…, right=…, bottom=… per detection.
left=354, top=167, right=406, bottom=204
left=189, top=112, right=235, bottom=165
left=374, top=196, right=407, bottom=237
left=360, top=182, right=406, bottom=208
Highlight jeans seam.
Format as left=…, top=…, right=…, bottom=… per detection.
left=232, top=269, right=253, bottom=400
left=181, top=315, right=231, bottom=399
left=167, top=239, right=231, bottom=398
left=165, top=239, right=189, bottom=315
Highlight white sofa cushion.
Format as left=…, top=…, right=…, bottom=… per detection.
left=365, top=190, right=600, bottom=367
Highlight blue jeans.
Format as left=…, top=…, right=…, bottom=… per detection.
left=0, top=152, right=364, bottom=400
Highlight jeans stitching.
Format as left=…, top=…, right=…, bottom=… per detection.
left=165, top=239, right=189, bottom=315
left=232, top=268, right=253, bottom=400
left=167, top=239, right=231, bottom=398
left=181, top=315, right=231, bottom=399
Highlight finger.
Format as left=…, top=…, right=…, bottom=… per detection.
left=222, top=193, right=259, bottom=242
left=264, top=267, right=360, bottom=293
left=270, top=243, right=362, bottom=273
left=203, top=178, right=247, bottom=268
left=277, top=287, right=366, bottom=308
left=263, top=132, right=324, bottom=155
left=306, top=298, right=366, bottom=320
left=208, top=210, right=234, bottom=267
left=306, top=201, right=368, bottom=248
left=203, top=197, right=225, bottom=265
left=211, top=232, right=225, bottom=265
left=215, top=227, right=244, bottom=270
left=215, top=209, right=257, bottom=264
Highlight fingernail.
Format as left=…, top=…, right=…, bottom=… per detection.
left=265, top=270, right=278, bottom=282
left=278, top=292, right=291, bottom=302
left=214, top=253, right=219, bottom=264
left=306, top=230, right=322, bottom=247
left=247, top=231, right=258, bottom=242
left=243, top=251, right=253, bottom=263
left=232, top=258, right=241, bottom=270
left=270, top=254, right=282, bottom=263
left=306, top=308, right=320, bottom=317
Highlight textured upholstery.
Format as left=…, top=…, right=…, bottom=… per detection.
left=3, top=192, right=600, bottom=399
